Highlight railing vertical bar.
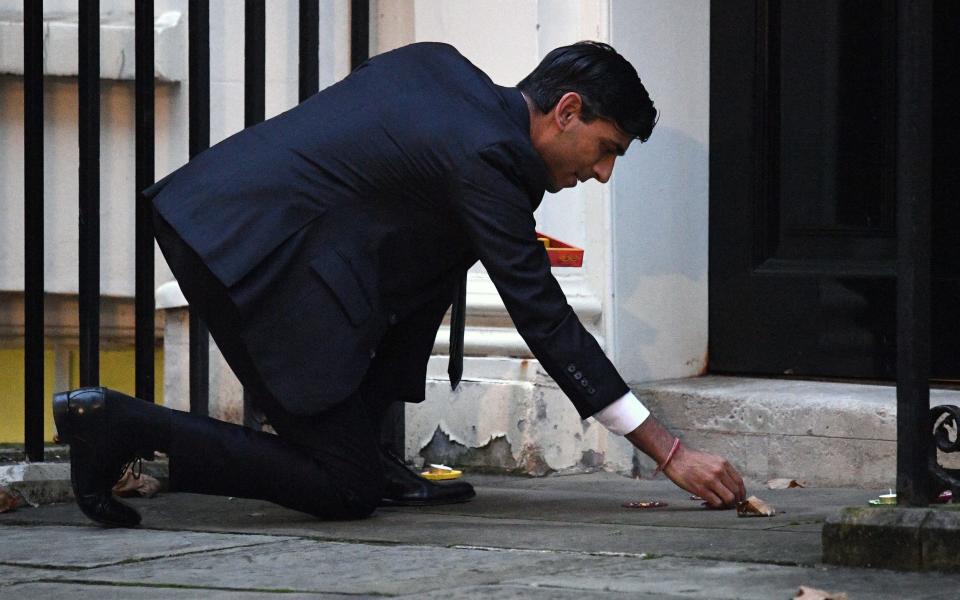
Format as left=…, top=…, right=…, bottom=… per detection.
left=24, top=0, right=45, bottom=461
left=298, top=0, right=319, bottom=102
left=350, top=0, right=369, bottom=70
left=241, top=0, right=265, bottom=427
left=245, top=0, right=265, bottom=127
left=896, top=0, right=933, bottom=507
left=188, top=0, right=210, bottom=416
left=135, top=0, right=156, bottom=404
left=78, top=0, right=100, bottom=388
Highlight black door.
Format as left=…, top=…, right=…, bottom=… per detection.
left=709, top=0, right=959, bottom=379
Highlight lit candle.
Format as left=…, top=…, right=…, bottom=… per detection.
left=878, top=488, right=897, bottom=505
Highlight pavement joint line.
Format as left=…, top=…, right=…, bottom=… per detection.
left=0, top=518, right=305, bottom=540
left=451, top=542, right=816, bottom=568
left=763, top=519, right=824, bottom=531
left=449, top=543, right=659, bottom=560
left=21, top=578, right=393, bottom=596
left=659, top=551, right=814, bottom=568
left=0, top=538, right=296, bottom=572
left=0, top=561, right=85, bottom=572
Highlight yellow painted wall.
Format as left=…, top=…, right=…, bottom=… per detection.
left=0, top=349, right=56, bottom=444
left=0, top=348, right=163, bottom=443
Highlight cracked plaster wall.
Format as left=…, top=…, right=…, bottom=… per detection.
left=406, top=357, right=641, bottom=477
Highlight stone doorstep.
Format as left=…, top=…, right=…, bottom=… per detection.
left=0, top=457, right=169, bottom=508
left=823, top=505, right=960, bottom=573
left=634, top=376, right=960, bottom=489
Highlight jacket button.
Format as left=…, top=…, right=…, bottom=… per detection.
left=566, top=364, right=576, bottom=373
left=573, top=371, right=583, bottom=380
left=587, top=387, right=596, bottom=395
left=369, top=349, right=377, bottom=358
left=388, top=313, right=398, bottom=325
left=580, top=378, right=589, bottom=387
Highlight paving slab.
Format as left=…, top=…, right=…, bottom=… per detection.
left=0, top=496, right=825, bottom=565
left=505, top=556, right=960, bottom=600
left=398, top=584, right=660, bottom=599
left=0, top=472, right=875, bottom=566
left=0, top=472, right=875, bottom=529
left=0, top=525, right=291, bottom=569
left=411, top=475, right=877, bottom=530
left=62, top=539, right=614, bottom=596
left=0, top=582, right=360, bottom=599
left=3, top=472, right=960, bottom=598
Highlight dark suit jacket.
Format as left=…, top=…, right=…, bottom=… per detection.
left=145, top=42, right=629, bottom=418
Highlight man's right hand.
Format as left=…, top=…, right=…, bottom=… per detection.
left=624, top=414, right=747, bottom=509
left=662, top=445, right=746, bottom=508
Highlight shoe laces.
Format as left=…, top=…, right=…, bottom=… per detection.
left=118, top=456, right=142, bottom=482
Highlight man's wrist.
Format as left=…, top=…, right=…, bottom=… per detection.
left=624, top=414, right=677, bottom=466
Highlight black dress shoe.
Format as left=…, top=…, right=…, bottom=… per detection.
left=378, top=447, right=475, bottom=507
left=53, top=387, right=153, bottom=527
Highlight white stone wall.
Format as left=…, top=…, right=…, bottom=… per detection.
left=610, top=0, right=711, bottom=383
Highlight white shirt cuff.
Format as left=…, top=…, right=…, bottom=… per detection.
left=592, top=391, right=650, bottom=436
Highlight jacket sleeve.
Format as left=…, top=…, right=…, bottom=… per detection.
left=450, top=146, right=629, bottom=419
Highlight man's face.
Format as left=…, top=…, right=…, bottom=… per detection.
left=537, top=108, right=634, bottom=193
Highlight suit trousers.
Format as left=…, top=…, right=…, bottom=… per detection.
left=152, top=208, right=386, bottom=518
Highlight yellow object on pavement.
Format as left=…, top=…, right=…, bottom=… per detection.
left=420, top=464, right=463, bottom=481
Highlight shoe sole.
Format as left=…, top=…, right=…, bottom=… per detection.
left=378, top=491, right=477, bottom=507
left=52, top=391, right=73, bottom=442
left=52, top=389, right=142, bottom=528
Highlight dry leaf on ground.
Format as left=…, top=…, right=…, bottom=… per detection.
left=793, top=585, right=848, bottom=600
left=736, top=495, right=776, bottom=517
left=112, top=468, right=161, bottom=498
left=0, top=488, right=18, bottom=513
left=767, top=478, right=806, bottom=489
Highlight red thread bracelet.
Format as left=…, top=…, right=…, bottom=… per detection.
left=654, top=437, right=681, bottom=475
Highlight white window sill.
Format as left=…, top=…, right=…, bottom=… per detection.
left=0, top=10, right=185, bottom=82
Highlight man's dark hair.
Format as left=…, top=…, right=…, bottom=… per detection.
left=518, top=41, right=657, bottom=142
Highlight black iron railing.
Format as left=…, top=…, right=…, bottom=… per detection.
left=21, top=0, right=371, bottom=459
left=135, top=0, right=156, bottom=405
left=187, top=0, right=211, bottom=417
left=241, top=0, right=265, bottom=427
left=78, top=1, right=100, bottom=391
left=895, top=0, right=933, bottom=507
left=23, top=0, right=44, bottom=462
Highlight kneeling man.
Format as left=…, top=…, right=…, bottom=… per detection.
left=55, top=41, right=746, bottom=527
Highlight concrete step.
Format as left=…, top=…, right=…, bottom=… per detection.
left=635, top=376, right=960, bottom=488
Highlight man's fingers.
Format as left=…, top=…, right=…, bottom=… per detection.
left=730, top=469, right=747, bottom=502
left=700, top=489, right=724, bottom=508
left=719, top=463, right=746, bottom=502
left=717, top=474, right=740, bottom=505
left=711, top=480, right=737, bottom=508
left=720, top=468, right=746, bottom=503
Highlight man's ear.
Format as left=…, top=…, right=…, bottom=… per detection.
left=552, top=92, right=583, bottom=131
